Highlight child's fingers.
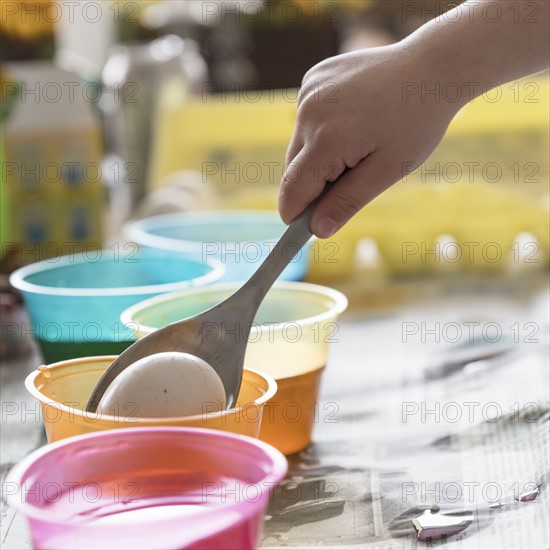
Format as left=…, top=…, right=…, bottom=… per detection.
left=310, top=151, right=397, bottom=238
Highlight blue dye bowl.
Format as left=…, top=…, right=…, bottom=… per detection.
left=124, top=211, right=310, bottom=282
left=10, top=250, right=223, bottom=362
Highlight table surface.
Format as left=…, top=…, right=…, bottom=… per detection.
left=2, top=272, right=549, bottom=549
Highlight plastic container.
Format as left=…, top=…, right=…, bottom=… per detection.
left=149, top=77, right=548, bottom=194
left=10, top=251, right=223, bottom=363
left=5, top=427, right=287, bottom=550
left=26, top=356, right=276, bottom=442
left=124, top=211, right=309, bottom=282
left=306, top=182, right=549, bottom=280
left=121, top=282, right=348, bottom=455
left=148, top=88, right=296, bottom=191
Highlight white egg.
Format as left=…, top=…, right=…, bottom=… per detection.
left=97, top=352, right=226, bottom=418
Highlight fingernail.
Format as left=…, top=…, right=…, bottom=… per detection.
left=315, top=218, right=338, bottom=238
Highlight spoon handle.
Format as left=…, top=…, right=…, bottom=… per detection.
left=234, top=203, right=314, bottom=305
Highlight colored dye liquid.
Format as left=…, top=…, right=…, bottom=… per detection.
left=39, top=475, right=248, bottom=548
left=260, top=366, right=324, bottom=455
left=48, top=475, right=242, bottom=521
left=37, top=339, right=134, bottom=364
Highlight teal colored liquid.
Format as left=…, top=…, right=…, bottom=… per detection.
left=36, top=339, right=134, bottom=363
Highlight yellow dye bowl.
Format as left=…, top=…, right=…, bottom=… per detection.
left=122, top=282, right=348, bottom=455
left=25, top=356, right=276, bottom=443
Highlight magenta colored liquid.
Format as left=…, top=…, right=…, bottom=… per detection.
left=45, top=475, right=242, bottom=524
left=39, top=475, right=249, bottom=549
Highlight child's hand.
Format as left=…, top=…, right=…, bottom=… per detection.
left=278, top=45, right=459, bottom=238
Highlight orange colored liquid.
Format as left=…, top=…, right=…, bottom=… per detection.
left=260, top=367, right=324, bottom=455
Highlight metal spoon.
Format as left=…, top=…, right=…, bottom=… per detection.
left=85, top=205, right=315, bottom=412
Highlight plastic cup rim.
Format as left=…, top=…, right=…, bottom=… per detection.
left=121, top=281, right=349, bottom=337
left=124, top=210, right=288, bottom=252
left=9, top=252, right=225, bottom=297
left=25, top=356, right=277, bottom=423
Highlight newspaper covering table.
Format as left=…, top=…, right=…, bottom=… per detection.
left=2, top=273, right=549, bottom=549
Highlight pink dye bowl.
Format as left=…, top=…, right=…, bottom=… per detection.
left=5, top=427, right=288, bottom=549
